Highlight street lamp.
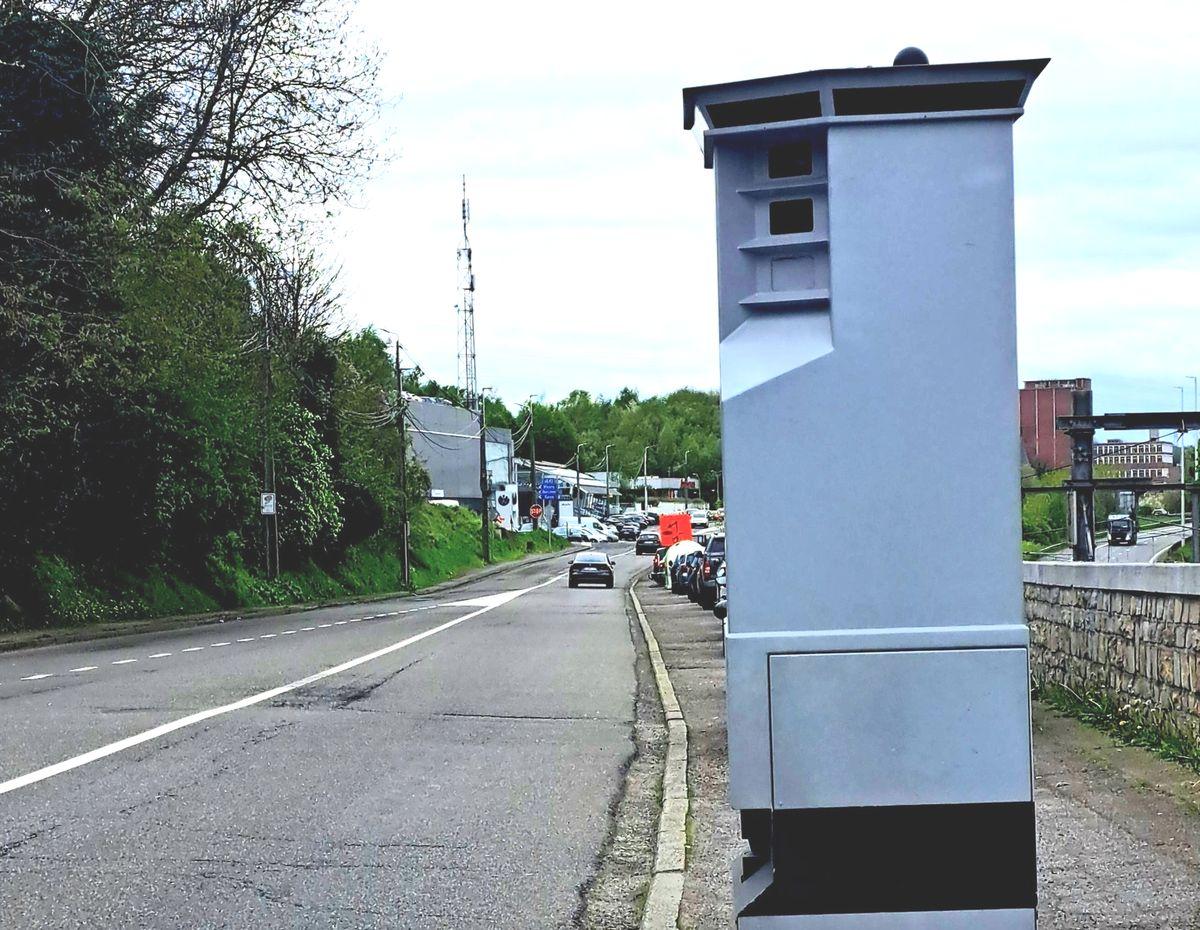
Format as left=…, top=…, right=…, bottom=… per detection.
left=642, top=444, right=654, bottom=511
left=682, top=450, right=690, bottom=500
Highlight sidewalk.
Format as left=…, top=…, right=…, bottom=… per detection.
left=632, top=574, right=1200, bottom=929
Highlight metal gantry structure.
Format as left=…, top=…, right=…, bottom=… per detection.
left=456, top=176, right=479, bottom=413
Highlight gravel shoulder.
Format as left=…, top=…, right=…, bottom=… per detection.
left=632, top=573, right=1200, bottom=930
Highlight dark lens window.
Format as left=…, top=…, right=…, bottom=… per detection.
left=770, top=199, right=814, bottom=235
left=768, top=142, right=813, bottom=178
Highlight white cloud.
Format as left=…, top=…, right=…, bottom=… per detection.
left=327, top=0, right=1200, bottom=410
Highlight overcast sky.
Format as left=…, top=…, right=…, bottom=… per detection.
left=329, top=0, right=1198, bottom=423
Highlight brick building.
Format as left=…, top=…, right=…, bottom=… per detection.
left=1019, top=378, right=1091, bottom=471
left=1093, top=435, right=1179, bottom=484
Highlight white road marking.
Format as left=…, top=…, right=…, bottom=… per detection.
left=20, top=674, right=52, bottom=681
left=211, top=642, right=231, bottom=647
left=0, top=573, right=564, bottom=797
left=280, top=630, right=296, bottom=636
left=348, top=618, right=361, bottom=623
left=318, top=624, right=332, bottom=628
left=236, top=638, right=254, bottom=643
left=70, top=666, right=98, bottom=673
left=259, top=634, right=276, bottom=639
left=148, top=653, right=172, bottom=659
left=333, top=621, right=348, bottom=626
left=182, top=647, right=205, bottom=653
left=111, top=659, right=137, bottom=666
left=301, top=627, right=315, bottom=631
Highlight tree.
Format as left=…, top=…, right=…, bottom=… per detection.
left=47, top=0, right=381, bottom=224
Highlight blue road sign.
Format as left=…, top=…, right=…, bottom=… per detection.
left=539, top=477, right=559, bottom=501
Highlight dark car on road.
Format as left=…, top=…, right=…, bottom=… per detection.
left=568, top=551, right=614, bottom=588
left=618, top=521, right=640, bottom=541
left=636, top=530, right=661, bottom=555
left=695, top=533, right=725, bottom=608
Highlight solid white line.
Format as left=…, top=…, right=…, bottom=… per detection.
left=111, top=659, right=137, bottom=666
left=0, top=573, right=563, bottom=797
left=20, top=674, right=52, bottom=681
left=148, top=653, right=172, bottom=659
left=70, top=666, right=98, bottom=673
left=182, top=647, right=204, bottom=653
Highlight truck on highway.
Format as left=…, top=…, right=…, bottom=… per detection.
left=1107, top=513, right=1139, bottom=546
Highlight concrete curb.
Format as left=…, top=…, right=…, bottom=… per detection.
left=629, top=574, right=690, bottom=930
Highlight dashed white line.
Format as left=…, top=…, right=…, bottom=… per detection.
left=148, top=653, right=172, bottom=659
left=211, top=642, right=231, bottom=647
left=333, top=621, right=348, bottom=626
left=182, top=647, right=205, bottom=653
left=280, top=630, right=296, bottom=636
left=21, top=674, right=52, bottom=681
left=259, top=634, right=276, bottom=639
left=70, top=666, right=98, bottom=673
left=236, top=638, right=254, bottom=643
left=301, top=626, right=315, bottom=631
left=318, top=624, right=332, bottom=629
left=348, top=618, right=362, bottom=623
left=111, top=659, right=137, bottom=666
left=0, top=575, right=562, bottom=797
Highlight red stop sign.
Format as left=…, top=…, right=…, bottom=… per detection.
left=530, top=504, right=543, bottom=519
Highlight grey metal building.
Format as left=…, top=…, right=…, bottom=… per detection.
left=405, top=396, right=513, bottom=514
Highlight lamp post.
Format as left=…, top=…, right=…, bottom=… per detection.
left=525, top=395, right=538, bottom=526
left=682, top=450, right=690, bottom=500
left=642, top=445, right=654, bottom=511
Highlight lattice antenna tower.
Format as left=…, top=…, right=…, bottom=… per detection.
left=456, top=175, right=479, bottom=412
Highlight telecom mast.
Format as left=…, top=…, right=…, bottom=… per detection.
left=456, top=176, right=479, bottom=412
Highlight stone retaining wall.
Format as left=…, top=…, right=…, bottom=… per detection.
left=1024, top=563, right=1200, bottom=740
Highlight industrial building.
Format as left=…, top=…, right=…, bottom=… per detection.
left=404, top=395, right=516, bottom=525
left=1094, top=434, right=1180, bottom=484
left=1019, top=378, right=1091, bottom=472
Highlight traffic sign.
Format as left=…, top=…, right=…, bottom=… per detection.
left=530, top=504, right=543, bottom=519
left=538, top=477, right=559, bottom=501
left=260, top=492, right=276, bottom=516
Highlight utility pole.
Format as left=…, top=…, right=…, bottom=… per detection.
left=479, top=389, right=491, bottom=563
left=394, top=347, right=410, bottom=588
left=1180, top=386, right=1188, bottom=533
left=526, top=398, right=538, bottom=526
left=575, top=442, right=586, bottom=517
left=604, top=443, right=613, bottom=517
left=261, top=286, right=279, bottom=580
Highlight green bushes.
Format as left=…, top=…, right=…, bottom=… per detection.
left=21, top=504, right=567, bottom=630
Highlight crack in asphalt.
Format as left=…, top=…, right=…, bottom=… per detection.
left=0, top=824, right=59, bottom=860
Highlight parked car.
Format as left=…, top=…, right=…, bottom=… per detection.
left=636, top=529, right=661, bottom=555
left=673, top=550, right=704, bottom=595
left=687, top=508, right=709, bottom=528
left=568, top=551, right=614, bottom=588
left=712, top=562, right=727, bottom=619
left=618, top=522, right=640, bottom=541
left=650, top=547, right=668, bottom=585
left=696, top=533, right=725, bottom=609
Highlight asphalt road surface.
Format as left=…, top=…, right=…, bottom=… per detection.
left=0, top=544, right=638, bottom=929
left=1093, top=523, right=1190, bottom=563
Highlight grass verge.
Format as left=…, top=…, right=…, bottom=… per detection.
left=1036, top=680, right=1200, bottom=774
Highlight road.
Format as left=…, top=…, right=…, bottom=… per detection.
left=0, top=545, right=638, bottom=929
left=1045, top=523, right=1191, bottom=563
